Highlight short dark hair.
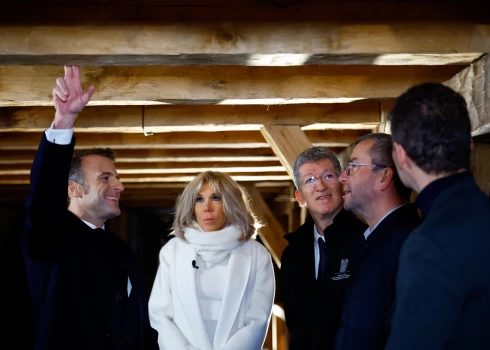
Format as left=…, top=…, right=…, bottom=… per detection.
left=67, top=148, right=117, bottom=204
left=353, top=133, right=412, bottom=201
left=293, top=146, right=341, bottom=189
left=388, top=82, right=472, bottom=174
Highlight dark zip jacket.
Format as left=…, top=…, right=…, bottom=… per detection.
left=280, top=209, right=367, bottom=350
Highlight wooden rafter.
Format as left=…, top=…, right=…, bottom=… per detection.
left=260, top=125, right=313, bottom=179
left=0, top=130, right=370, bottom=150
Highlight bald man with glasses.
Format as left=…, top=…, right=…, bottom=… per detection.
left=333, top=133, right=421, bottom=350
left=280, top=146, right=367, bottom=350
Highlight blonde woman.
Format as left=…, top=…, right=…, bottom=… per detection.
left=149, top=171, right=275, bottom=350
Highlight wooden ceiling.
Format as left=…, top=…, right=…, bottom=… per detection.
left=0, top=0, right=489, bottom=210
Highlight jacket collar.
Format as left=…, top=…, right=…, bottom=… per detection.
left=284, top=208, right=366, bottom=244
left=416, top=170, right=473, bottom=218
left=366, top=202, right=420, bottom=244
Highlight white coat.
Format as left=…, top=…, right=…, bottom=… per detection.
left=148, top=236, right=275, bottom=350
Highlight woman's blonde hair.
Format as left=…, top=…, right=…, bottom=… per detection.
left=171, top=171, right=262, bottom=241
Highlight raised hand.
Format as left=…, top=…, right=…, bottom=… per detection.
left=52, top=66, right=95, bottom=129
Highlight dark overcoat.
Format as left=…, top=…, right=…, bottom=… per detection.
left=22, top=133, right=158, bottom=350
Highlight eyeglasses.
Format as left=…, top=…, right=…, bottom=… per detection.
left=344, top=162, right=387, bottom=176
left=301, top=171, right=338, bottom=189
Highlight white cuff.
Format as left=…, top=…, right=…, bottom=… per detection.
left=45, top=122, right=74, bottom=145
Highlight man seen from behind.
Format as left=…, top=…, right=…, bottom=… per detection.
left=385, top=82, right=490, bottom=349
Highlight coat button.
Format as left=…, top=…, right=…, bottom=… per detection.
left=115, top=293, right=122, bottom=303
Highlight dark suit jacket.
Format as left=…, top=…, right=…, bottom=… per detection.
left=385, top=175, right=490, bottom=350
left=22, top=133, right=158, bottom=350
left=280, top=209, right=367, bottom=350
left=334, top=203, right=421, bottom=350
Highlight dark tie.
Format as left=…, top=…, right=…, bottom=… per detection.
left=318, top=237, right=326, bottom=280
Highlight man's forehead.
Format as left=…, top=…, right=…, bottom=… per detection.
left=82, top=156, right=117, bottom=173
left=82, top=154, right=114, bottom=166
left=299, top=159, right=335, bottom=174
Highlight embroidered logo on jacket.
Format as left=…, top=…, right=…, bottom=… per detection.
left=332, top=258, right=350, bottom=280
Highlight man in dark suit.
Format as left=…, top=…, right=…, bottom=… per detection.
left=335, top=133, right=421, bottom=350
left=22, top=66, right=158, bottom=350
left=385, top=83, right=490, bottom=349
left=280, top=146, right=367, bottom=350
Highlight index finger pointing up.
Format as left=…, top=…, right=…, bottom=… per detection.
left=71, top=66, right=81, bottom=83
left=64, top=65, right=73, bottom=79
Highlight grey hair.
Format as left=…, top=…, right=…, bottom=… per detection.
left=293, top=146, right=341, bottom=189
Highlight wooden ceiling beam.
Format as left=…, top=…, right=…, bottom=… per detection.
left=0, top=148, right=281, bottom=164
left=0, top=130, right=368, bottom=150
left=0, top=101, right=381, bottom=132
left=0, top=16, right=487, bottom=66
left=0, top=66, right=465, bottom=107
left=445, top=54, right=490, bottom=137
left=0, top=148, right=346, bottom=165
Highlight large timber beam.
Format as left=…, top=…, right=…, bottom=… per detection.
left=0, top=66, right=465, bottom=106
left=0, top=101, right=381, bottom=132
left=0, top=3, right=487, bottom=67
left=444, top=54, right=490, bottom=137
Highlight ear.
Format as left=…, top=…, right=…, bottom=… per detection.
left=378, top=167, right=394, bottom=191
left=68, top=180, right=83, bottom=198
left=393, top=142, right=408, bottom=169
left=295, top=189, right=307, bottom=207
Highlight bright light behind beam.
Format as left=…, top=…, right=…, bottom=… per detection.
left=373, top=53, right=482, bottom=65
left=247, top=54, right=311, bottom=66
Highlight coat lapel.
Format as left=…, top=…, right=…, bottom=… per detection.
left=213, top=243, right=251, bottom=348
left=175, top=242, right=212, bottom=349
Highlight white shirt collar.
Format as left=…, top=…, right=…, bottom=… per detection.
left=81, top=219, right=105, bottom=230
left=313, top=225, right=324, bottom=241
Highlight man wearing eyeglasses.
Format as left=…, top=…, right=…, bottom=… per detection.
left=280, top=147, right=368, bottom=350
left=335, top=133, right=421, bottom=350
left=385, top=83, right=490, bottom=350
